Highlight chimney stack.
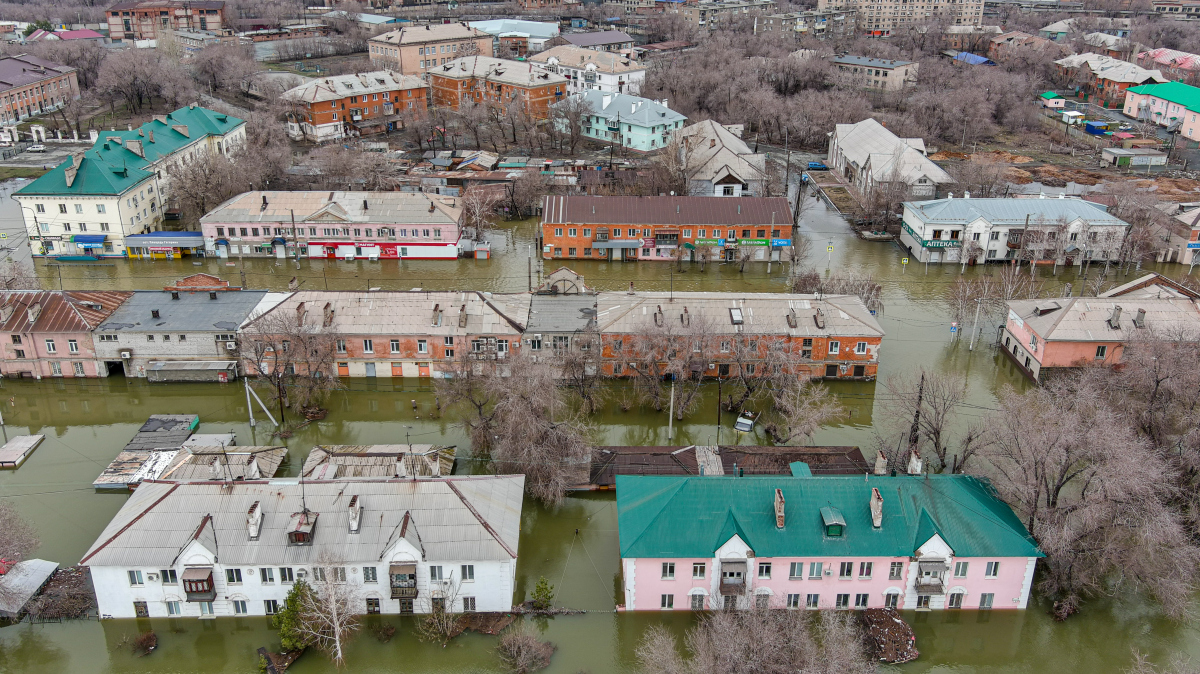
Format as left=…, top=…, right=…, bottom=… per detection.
left=874, top=450, right=887, bottom=475
left=247, top=501, right=262, bottom=540
left=210, top=457, right=221, bottom=479
left=907, top=453, right=923, bottom=475
left=348, top=495, right=362, bottom=533
left=1108, top=305, right=1123, bottom=329
left=774, top=488, right=785, bottom=528
left=870, top=488, right=883, bottom=528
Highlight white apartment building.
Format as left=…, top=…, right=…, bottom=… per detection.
left=13, top=105, right=245, bottom=258
left=817, top=0, right=982, bottom=35
left=80, top=476, right=525, bottom=619
left=529, top=45, right=646, bottom=95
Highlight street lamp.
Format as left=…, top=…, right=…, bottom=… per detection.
left=17, top=204, right=43, bottom=257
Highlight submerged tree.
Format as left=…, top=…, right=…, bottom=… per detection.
left=240, top=301, right=342, bottom=424
left=764, top=375, right=845, bottom=446
left=297, top=553, right=362, bottom=666
left=879, top=369, right=988, bottom=474
left=497, top=623, right=555, bottom=674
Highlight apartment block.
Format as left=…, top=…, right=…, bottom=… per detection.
left=107, top=0, right=226, bottom=41
left=429, top=56, right=567, bottom=118
left=281, top=71, right=427, bottom=142
left=831, top=55, right=917, bottom=91
left=817, top=0, right=982, bottom=36
left=0, top=54, right=80, bottom=125
left=367, top=23, right=493, bottom=77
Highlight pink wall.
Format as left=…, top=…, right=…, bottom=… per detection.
left=1003, top=315, right=1045, bottom=365
left=0, top=331, right=104, bottom=377
left=628, top=556, right=1035, bottom=611
left=1124, top=91, right=1200, bottom=141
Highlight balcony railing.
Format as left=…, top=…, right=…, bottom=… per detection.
left=719, top=578, right=745, bottom=596
left=915, top=577, right=945, bottom=594
left=391, top=585, right=418, bottom=599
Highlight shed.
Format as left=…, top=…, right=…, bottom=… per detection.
left=1101, top=147, right=1167, bottom=167
left=1040, top=91, right=1065, bottom=109
left=0, top=559, right=59, bottom=618
left=1062, top=110, right=1085, bottom=125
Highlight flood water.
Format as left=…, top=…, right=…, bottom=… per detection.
left=1, top=190, right=1197, bottom=673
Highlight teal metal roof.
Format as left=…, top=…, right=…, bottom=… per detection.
left=1127, top=81, right=1200, bottom=113
left=616, top=474, right=1043, bottom=559
left=15, top=106, right=244, bottom=198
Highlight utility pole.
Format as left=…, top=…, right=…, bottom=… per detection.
left=244, top=376, right=255, bottom=428
left=968, top=298, right=983, bottom=350
left=527, top=244, right=532, bottom=291
left=290, top=208, right=301, bottom=269
left=668, top=380, right=675, bottom=440
left=904, top=372, right=924, bottom=466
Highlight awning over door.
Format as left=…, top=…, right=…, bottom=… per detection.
left=72, top=234, right=106, bottom=248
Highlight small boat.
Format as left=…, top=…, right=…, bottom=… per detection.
left=734, top=411, right=757, bottom=433
left=52, top=255, right=99, bottom=261
left=859, top=231, right=895, bottom=242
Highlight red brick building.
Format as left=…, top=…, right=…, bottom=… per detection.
left=107, top=0, right=226, bottom=42
left=281, top=70, right=428, bottom=142
left=0, top=54, right=80, bottom=125
left=430, top=56, right=567, bottom=118
left=540, top=195, right=794, bottom=263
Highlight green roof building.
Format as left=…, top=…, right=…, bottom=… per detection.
left=1123, top=81, right=1200, bottom=142
left=616, top=469, right=1042, bottom=612
left=14, top=105, right=245, bottom=259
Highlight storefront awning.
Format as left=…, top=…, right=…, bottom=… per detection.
left=215, top=239, right=229, bottom=246
left=592, top=239, right=642, bottom=249
left=272, top=237, right=287, bottom=244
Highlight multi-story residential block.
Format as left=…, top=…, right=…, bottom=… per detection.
left=831, top=55, right=917, bottom=91
left=675, top=120, right=767, bottom=197
left=468, top=19, right=560, bottom=55
left=530, top=45, right=646, bottom=95
left=430, top=56, right=567, bottom=118
left=987, top=31, right=1063, bottom=62
left=617, top=469, right=1042, bottom=611
left=14, top=105, right=246, bottom=258
left=540, top=195, right=792, bottom=262
left=1138, top=48, right=1200, bottom=85
left=818, top=0, right=981, bottom=35
left=1055, top=53, right=1167, bottom=108
left=899, top=195, right=1131, bottom=265
left=93, top=289, right=268, bottom=380
left=281, top=71, right=427, bottom=142
left=0, top=54, right=80, bottom=125
left=546, top=29, right=635, bottom=53
left=668, top=1, right=778, bottom=32
left=80, top=475, right=524, bottom=618
left=107, top=0, right=226, bottom=42
left=0, top=291, right=133, bottom=379
left=1039, top=17, right=1129, bottom=41
left=241, top=290, right=531, bottom=379
left=595, top=290, right=883, bottom=380
left=827, top=118, right=953, bottom=201
left=943, top=24, right=1001, bottom=51
left=367, top=23, right=494, bottom=78
left=1124, top=81, right=1200, bottom=142
left=752, top=9, right=857, bottom=40
left=1002, top=296, right=1200, bottom=381
left=555, top=91, right=685, bottom=152
left=1151, top=0, right=1200, bottom=18
left=199, top=191, right=464, bottom=260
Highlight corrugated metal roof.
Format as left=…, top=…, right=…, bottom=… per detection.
left=561, top=30, right=633, bottom=47
left=563, top=91, right=686, bottom=128
left=616, top=474, right=1043, bottom=559
left=904, top=196, right=1126, bottom=226
left=433, top=56, right=568, bottom=87
left=527, top=295, right=597, bottom=333
left=201, top=191, right=461, bottom=227
left=1007, top=297, right=1200, bottom=341
left=301, top=445, right=456, bottom=478
left=540, top=196, right=792, bottom=226
left=97, top=290, right=268, bottom=333
left=248, top=290, right=529, bottom=336
left=158, top=446, right=288, bottom=482
left=0, top=291, right=132, bottom=334
left=80, top=476, right=524, bottom=567
left=832, top=55, right=913, bottom=68
left=282, top=71, right=425, bottom=105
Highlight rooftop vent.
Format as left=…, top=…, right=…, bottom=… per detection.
left=247, top=501, right=262, bottom=541
left=261, top=195, right=268, bottom=211
left=786, top=308, right=797, bottom=329
left=774, top=488, right=785, bottom=528
left=874, top=450, right=887, bottom=475
left=171, top=291, right=180, bottom=300
left=729, top=307, right=744, bottom=325
left=209, top=291, right=217, bottom=300
left=870, top=487, right=883, bottom=528
left=322, top=302, right=334, bottom=327
left=814, top=308, right=825, bottom=329
left=1033, top=302, right=1060, bottom=316
left=1107, top=305, right=1122, bottom=330
left=287, top=510, right=318, bottom=546
left=348, top=495, right=362, bottom=534
left=907, top=452, right=923, bottom=475
left=1134, top=308, right=1146, bottom=328
left=151, top=309, right=160, bottom=319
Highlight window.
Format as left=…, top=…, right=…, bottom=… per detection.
left=884, top=593, right=899, bottom=609
left=161, top=569, right=178, bottom=584
left=568, top=228, right=577, bottom=236
left=280, top=567, right=294, bottom=583
left=662, top=562, right=675, bottom=579
left=806, top=594, right=819, bottom=609
left=948, top=592, right=964, bottom=609
left=954, top=562, right=968, bottom=578
left=226, top=569, right=242, bottom=584
left=14, top=349, right=22, bottom=359
left=430, top=565, right=443, bottom=581
left=758, top=562, right=771, bottom=579
left=808, top=562, right=823, bottom=579
left=364, top=567, right=377, bottom=583
left=972, top=232, right=981, bottom=241
left=755, top=593, right=769, bottom=609
left=785, top=593, right=801, bottom=609
left=260, top=568, right=275, bottom=584
left=789, top=562, right=802, bottom=579
left=363, top=339, right=374, bottom=353
left=855, top=593, right=869, bottom=608
left=828, top=341, right=840, bottom=355
left=1096, top=345, right=1107, bottom=359
left=855, top=341, right=867, bottom=355
left=917, top=595, right=931, bottom=609
left=661, top=594, right=675, bottom=609
left=417, top=339, right=427, bottom=354
left=692, top=594, right=705, bottom=610
left=462, top=596, right=476, bottom=612
left=35, top=204, right=44, bottom=213
left=128, top=570, right=144, bottom=586
left=162, top=335, right=170, bottom=342
left=68, top=339, right=78, bottom=353
left=45, top=339, right=55, bottom=353
left=990, top=231, right=1000, bottom=240
left=554, top=228, right=563, bottom=236
left=167, top=601, right=181, bottom=616
left=367, top=598, right=381, bottom=614
left=233, top=600, right=248, bottom=615
left=979, top=593, right=994, bottom=609
left=859, top=562, right=873, bottom=578
left=889, top=562, right=903, bottom=580
left=336, top=339, right=346, bottom=353
left=50, top=362, right=61, bottom=376
left=839, top=562, right=853, bottom=579
left=985, top=561, right=1000, bottom=578
left=97, top=204, right=106, bottom=214
left=459, top=564, right=475, bottom=582
left=58, top=204, right=67, bottom=214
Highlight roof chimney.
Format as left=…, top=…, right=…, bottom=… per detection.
left=774, top=488, right=785, bottom=528
left=1134, top=308, right=1146, bottom=328
left=907, top=453, right=923, bottom=475
left=151, top=309, right=160, bottom=319
left=874, top=450, right=887, bottom=475
left=322, top=302, right=334, bottom=327
left=1107, top=305, right=1122, bottom=329
left=209, top=291, right=217, bottom=300
left=348, top=495, right=362, bottom=533
left=261, top=195, right=268, bottom=211
left=210, top=457, right=222, bottom=479
left=870, top=487, right=883, bottom=528
left=171, top=291, right=180, bottom=300
left=26, top=303, right=40, bottom=323
left=247, top=501, right=262, bottom=540
left=363, top=199, right=369, bottom=211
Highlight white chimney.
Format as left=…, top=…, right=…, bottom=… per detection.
left=602, top=93, right=612, bottom=109
left=247, top=501, right=262, bottom=540
left=874, top=450, right=887, bottom=475
left=348, top=495, right=362, bottom=533
left=870, top=488, right=883, bottom=528
left=907, top=453, right=923, bottom=475
left=963, top=190, right=970, bottom=199
left=210, top=457, right=221, bottom=480
left=774, top=488, right=785, bottom=528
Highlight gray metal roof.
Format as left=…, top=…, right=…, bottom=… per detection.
left=562, top=30, right=633, bottom=47
left=97, top=291, right=269, bottom=334
left=80, top=476, right=525, bottom=567
left=527, top=295, right=597, bottom=334
left=0, top=559, right=58, bottom=617
left=563, top=90, right=686, bottom=127
left=832, top=55, right=913, bottom=68
left=158, top=446, right=288, bottom=482
left=124, top=415, right=198, bottom=450
left=903, top=196, right=1128, bottom=227
left=301, top=445, right=456, bottom=478
left=1007, top=297, right=1200, bottom=341
left=248, top=291, right=529, bottom=336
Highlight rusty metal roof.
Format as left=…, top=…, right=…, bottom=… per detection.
left=0, top=291, right=132, bottom=334
left=541, top=195, right=793, bottom=226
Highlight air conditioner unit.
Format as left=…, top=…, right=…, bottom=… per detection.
left=296, top=568, right=308, bottom=578
left=120, top=351, right=131, bottom=359
left=708, top=363, right=715, bottom=369
left=147, top=573, right=159, bottom=582
left=225, top=342, right=237, bottom=350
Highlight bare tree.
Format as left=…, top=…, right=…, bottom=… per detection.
left=460, top=186, right=502, bottom=243
left=880, top=369, right=987, bottom=473
left=0, top=501, right=38, bottom=565
left=791, top=270, right=884, bottom=316
left=297, top=552, right=362, bottom=666
left=554, top=323, right=605, bottom=415
left=497, top=623, right=555, bottom=674
left=240, top=301, right=342, bottom=424
left=551, top=96, right=594, bottom=156
left=764, top=374, right=845, bottom=445
left=435, top=351, right=504, bottom=452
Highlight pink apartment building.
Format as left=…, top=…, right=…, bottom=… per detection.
left=0, top=291, right=133, bottom=378
left=1123, top=81, right=1200, bottom=142
left=616, top=468, right=1042, bottom=612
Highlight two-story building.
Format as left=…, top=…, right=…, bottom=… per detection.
left=200, top=191, right=463, bottom=260
left=240, top=290, right=530, bottom=379
left=831, top=55, right=917, bottom=91
left=530, top=45, right=645, bottom=95
left=827, top=118, right=953, bottom=202
left=468, top=19, right=560, bottom=56
left=367, top=23, right=494, bottom=78
left=1124, top=81, right=1200, bottom=143
left=554, top=91, right=686, bottom=152
left=14, top=105, right=246, bottom=258
left=282, top=71, right=427, bottom=142
left=540, top=195, right=793, bottom=263
left=617, top=469, right=1042, bottom=611
left=93, top=289, right=268, bottom=380
left=899, top=194, right=1131, bottom=265
left=80, top=475, right=524, bottom=618
left=430, top=56, right=567, bottom=118
left=107, top=0, right=226, bottom=42
left=676, top=120, right=767, bottom=197
left=0, top=291, right=133, bottom=379
left=1137, top=48, right=1200, bottom=86
left=546, top=30, right=635, bottom=54
left=0, top=54, right=80, bottom=125
left=1055, top=53, right=1166, bottom=108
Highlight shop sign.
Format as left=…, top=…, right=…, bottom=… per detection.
left=739, top=239, right=769, bottom=246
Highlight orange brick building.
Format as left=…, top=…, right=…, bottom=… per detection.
left=429, top=56, right=567, bottom=117
left=107, top=0, right=226, bottom=41
left=540, top=195, right=795, bottom=263
left=368, top=23, right=494, bottom=77
left=281, top=70, right=428, bottom=142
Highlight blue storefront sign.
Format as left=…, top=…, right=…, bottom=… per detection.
left=770, top=239, right=792, bottom=247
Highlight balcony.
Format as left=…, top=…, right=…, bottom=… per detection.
left=391, top=585, right=418, bottom=599
left=182, top=568, right=215, bottom=602
left=915, top=577, right=945, bottom=594
left=719, top=577, right=745, bottom=595
left=1007, top=239, right=1023, bottom=249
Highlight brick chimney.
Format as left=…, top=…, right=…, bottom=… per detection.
left=247, top=501, right=262, bottom=540
left=874, top=450, right=887, bottom=475
left=774, top=488, right=785, bottom=528
left=348, top=495, right=362, bottom=533
left=907, top=453, right=923, bottom=475
left=870, top=488, right=883, bottom=528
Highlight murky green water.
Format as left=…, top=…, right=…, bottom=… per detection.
left=2, top=194, right=1197, bottom=673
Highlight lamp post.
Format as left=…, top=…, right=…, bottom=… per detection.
left=19, top=205, right=43, bottom=258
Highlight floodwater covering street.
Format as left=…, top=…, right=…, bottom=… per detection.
left=1, top=189, right=1198, bottom=673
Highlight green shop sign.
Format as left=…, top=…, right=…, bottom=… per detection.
left=738, top=239, right=770, bottom=246
left=693, top=239, right=723, bottom=246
